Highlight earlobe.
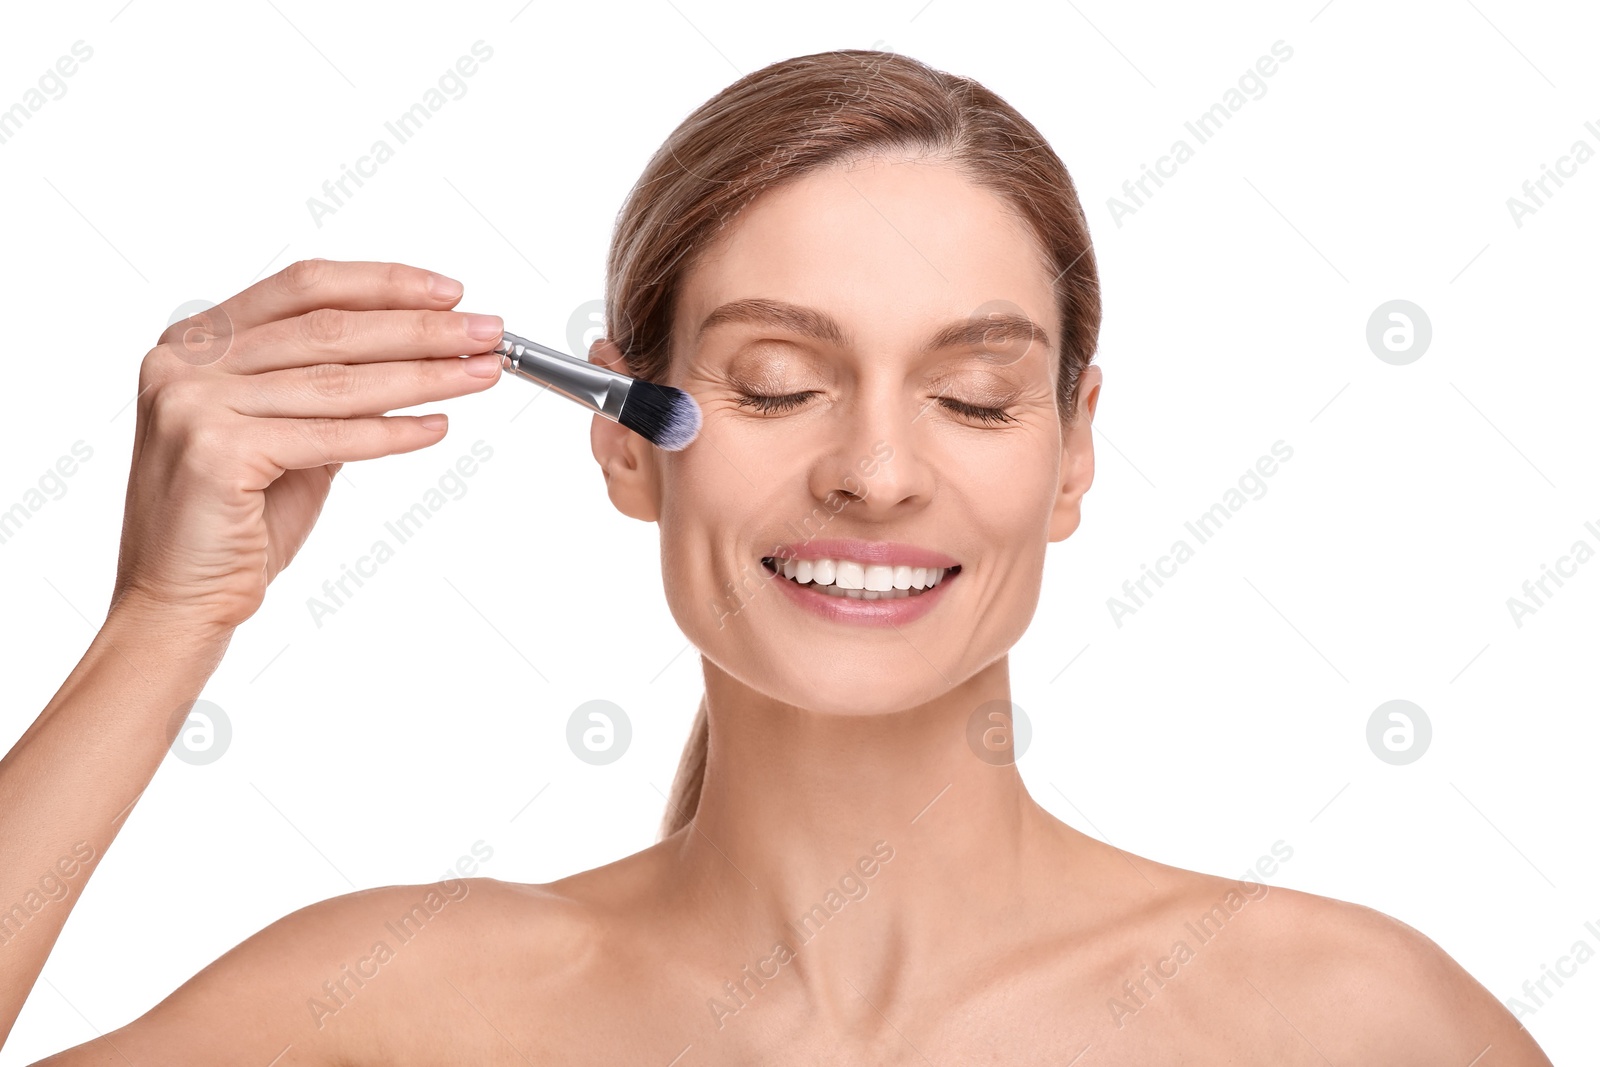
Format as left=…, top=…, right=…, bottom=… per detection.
left=1048, top=364, right=1102, bottom=543
left=588, top=338, right=663, bottom=523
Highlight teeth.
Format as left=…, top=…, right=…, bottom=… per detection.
left=763, top=555, right=956, bottom=595
left=815, top=584, right=919, bottom=599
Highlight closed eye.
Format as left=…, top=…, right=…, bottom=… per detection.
left=937, top=398, right=1018, bottom=425
left=735, top=391, right=1018, bottom=424
left=735, top=391, right=817, bottom=413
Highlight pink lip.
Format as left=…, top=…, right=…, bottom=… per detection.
left=766, top=538, right=959, bottom=570
left=763, top=557, right=958, bottom=627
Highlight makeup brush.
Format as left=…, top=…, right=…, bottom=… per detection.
left=493, top=330, right=702, bottom=451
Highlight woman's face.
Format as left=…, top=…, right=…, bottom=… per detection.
left=598, top=153, right=1099, bottom=716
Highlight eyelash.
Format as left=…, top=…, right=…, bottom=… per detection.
left=735, top=391, right=1018, bottom=425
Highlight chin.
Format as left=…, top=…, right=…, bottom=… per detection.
left=729, top=653, right=957, bottom=717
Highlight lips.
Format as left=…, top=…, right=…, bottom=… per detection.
left=761, top=550, right=960, bottom=627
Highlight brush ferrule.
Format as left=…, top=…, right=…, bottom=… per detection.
left=494, top=331, right=630, bottom=421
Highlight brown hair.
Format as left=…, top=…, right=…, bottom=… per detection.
left=601, top=50, right=1102, bottom=840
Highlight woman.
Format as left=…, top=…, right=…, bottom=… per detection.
left=2, top=49, right=1551, bottom=1064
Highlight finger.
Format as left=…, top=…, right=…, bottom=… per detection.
left=210, top=307, right=504, bottom=375
left=225, top=352, right=502, bottom=419
left=156, top=260, right=466, bottom=352
left=255, top=412, right=453, bottom=473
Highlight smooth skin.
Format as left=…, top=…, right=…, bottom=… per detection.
left=3, top=159, right=1554, bottom=1064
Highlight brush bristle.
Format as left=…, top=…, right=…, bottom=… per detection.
left=617, top=380, right=703, bottom=451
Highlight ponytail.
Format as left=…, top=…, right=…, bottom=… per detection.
left=659, top=693, right=708, bottom=839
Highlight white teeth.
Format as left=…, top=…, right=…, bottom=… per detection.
left=814, top=584, right=916, bottom=600
left=765, top=555, right=955, bottom=596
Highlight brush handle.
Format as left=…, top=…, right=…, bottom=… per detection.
left=493, top=331, right=630, bottom=421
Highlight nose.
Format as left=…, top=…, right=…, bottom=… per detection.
left=806, top=379, right=936, bottom=517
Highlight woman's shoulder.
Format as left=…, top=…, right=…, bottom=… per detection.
left=31, top=876, right=600, bottom=1067
left=1115, top=859, right=1548, bottom=1064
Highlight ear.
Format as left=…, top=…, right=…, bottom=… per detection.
left=589, top=337, right=662, bottom=523
left=1048, top=363, right=1102, bottom=543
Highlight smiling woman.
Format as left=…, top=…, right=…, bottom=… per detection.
left=1, top=48, right=1556, bottom=1067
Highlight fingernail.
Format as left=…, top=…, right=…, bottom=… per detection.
left=464, top=314, right=503, bottom=340
left=419, top=413, right=448, bottom=431
left=428, top=273, right=464, bottom=300
left=462, top=352, right=501, bottom=377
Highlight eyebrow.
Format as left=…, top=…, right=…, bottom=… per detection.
left=695, top=297, right=1052, bottom=360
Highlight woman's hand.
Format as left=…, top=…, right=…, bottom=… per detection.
left=109, top=258, right=503, bottom=638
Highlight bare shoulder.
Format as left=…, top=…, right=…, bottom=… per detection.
left=28, top=876, right=587, bottom=1067
left=1219, top=882, right=1553, bottom=1065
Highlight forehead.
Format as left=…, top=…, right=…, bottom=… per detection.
left=676, top=157, right=1056, bottom=345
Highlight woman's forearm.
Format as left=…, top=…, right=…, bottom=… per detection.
left=0, top=260, right=502, bottom=1061
left=0, top=601, right=232, bottom=1047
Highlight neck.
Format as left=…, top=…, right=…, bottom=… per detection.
left=665, top=653, right=1071, bottom=1024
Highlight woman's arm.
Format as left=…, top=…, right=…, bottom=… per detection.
left=0, top=259, right=505, bottom=1057
left=0, top=600, right=230, bottom=1045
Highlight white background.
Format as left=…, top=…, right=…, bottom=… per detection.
left=1, top=0, right=1595, bottom=1060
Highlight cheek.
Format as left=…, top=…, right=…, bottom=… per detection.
left=969, top=448, right=1056, bottom=583
left=966, top=434, right=1052, bottom=503
left=656, top=456, right=761, bottom=633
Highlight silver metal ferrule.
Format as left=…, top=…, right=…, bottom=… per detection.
left=493, top=331, right=631, bottom=422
